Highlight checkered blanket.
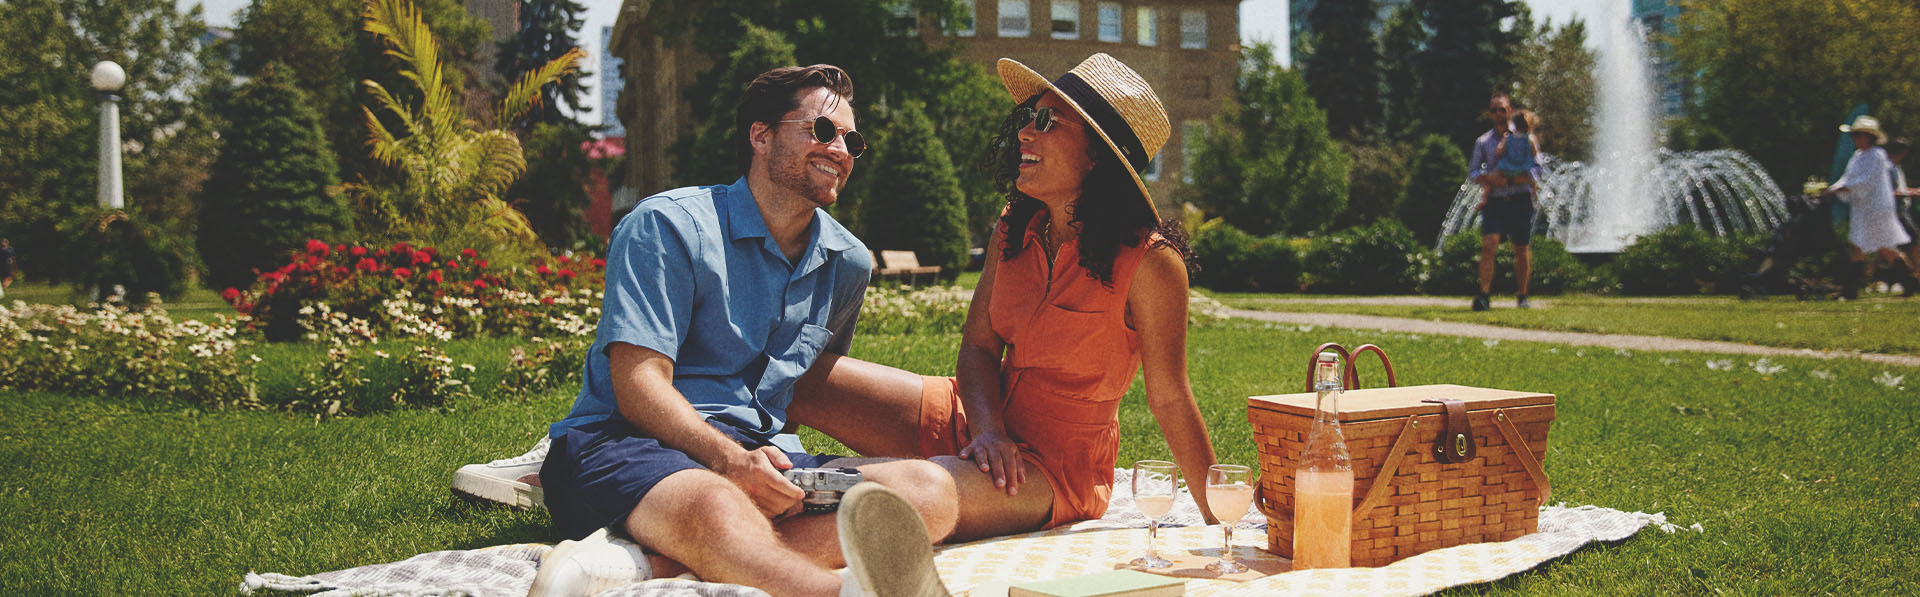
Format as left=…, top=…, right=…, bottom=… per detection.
left=242, top=469, right=1696, bottom=596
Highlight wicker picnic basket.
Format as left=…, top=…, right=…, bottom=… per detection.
left=1247, top=343, right=1556, bottom=567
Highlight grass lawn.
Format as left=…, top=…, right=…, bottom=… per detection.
left=1219, top=293, right=1920, bottom=356
left=5, top=280, right=232, bottom=321
left=3, top=319, right=1917, bottom=594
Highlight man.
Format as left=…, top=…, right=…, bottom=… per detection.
left=0, top=237, right=13, bottom=298
left=1466, top=92, right=1540, bottom=311
left=1889, top=138, right=1919, bottom=296
left=520, top=64, right=958, bottom=597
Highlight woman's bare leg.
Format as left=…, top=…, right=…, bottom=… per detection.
left=789, top=353, right=930, bottom=458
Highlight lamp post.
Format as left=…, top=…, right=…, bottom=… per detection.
left=91, top=60, right=126, bottom=210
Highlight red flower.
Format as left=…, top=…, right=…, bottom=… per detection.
left=305, top=239, right=330, bottom=257
left=460, top=248, right=478, bottom=259
left=536, top=264, right=552, bottom=275
left=426, top=270, right=443, bottom=284
left=392, top=241, right=412, bottom=255
left=591, top=258, right=606, bottom=270
left=350, top=246, right=368, bottom=257
left=471, top=278, right=488, bottom=289
left=542, top=297, right=555, bottom=305
left=476, top=259, right=489, bottom=268
left=220, top=288, right=242, bottom=303
left=356, top=258, right=380, bottom=272
left=261, top=271, right=285, bottom=284
left=411, top=251, right=432, bottom=266
left=444, top=260, right=459, bottom=269
left=331, top=266, right=350, bottom=278
left=557, top=255, right=572, bottom=265
left=374, top=249, right=388, bottom=258
left=394, top=268, right=413, bottom=278
left=558, top=269, right=576, bottom=279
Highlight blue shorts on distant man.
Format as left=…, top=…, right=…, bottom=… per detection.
left=1481, top=192, right=1536, bottom=246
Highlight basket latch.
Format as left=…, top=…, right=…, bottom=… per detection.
left=1422, top=398, right=1477, bottom=464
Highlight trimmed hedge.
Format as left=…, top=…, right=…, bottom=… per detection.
left=1301, top=220, right=1428, bottom=294
left=1425, top=231, right=1593, bottom=295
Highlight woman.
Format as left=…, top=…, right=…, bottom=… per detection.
left=791, top=53, right=1220, bottom=541
left=1824, top=115, right=1916, bottom=298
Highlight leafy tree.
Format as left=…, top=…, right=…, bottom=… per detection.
left=860, top=100, right=969, bottom=276
left=1669, top=0, right=1920, bottom=188
left=1398, top=133, right=1467, bottom=245
left=1512, top=17, right=1595, bottom=160
left=198, top=63, right=349, bottom=291
left=1336, top=141, right=1411, bottom=229
left=495, top=0, right=592, bottom=127
left=346, top=0, right=585, bottom=257
left=1181, top=42, right=1349, bottom=236
left=510, top=123, right=598, bottom=250
left=670, top=23, right=799, bottom=189
left=1301, top=0, right=1385, bottom=141
left=1415, top=0, right=1526, bottom=148
left=1380, top=3, right=1427, bottom=140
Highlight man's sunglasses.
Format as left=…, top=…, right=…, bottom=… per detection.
left=1016, top=106, right=1083, bottom=134
left=778, top=116, right=867, bottom=158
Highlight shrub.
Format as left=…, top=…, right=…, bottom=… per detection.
left=293, top=343, right=474, bottom=416
left=1190, top=224, right=1302, bottom=292
left=1300, top=220, right=1429, bottom=294
left=501, top=335, right=592, bottom=397
left=67, top=210, right=199, bottom=306
left=1398, top=133, right=1469, bottom=245
left=1608, top=226, right=1754, bottom=295
left=859, top=285, right=969, bottom=335
left=1426, top=231, right=1593, bottom=295
left=0, top=301, right=258, bottom=407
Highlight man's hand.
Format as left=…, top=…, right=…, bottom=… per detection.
left=713, top=446, right=804, bottom=517
left=957, top=429, right=1026, bottom=495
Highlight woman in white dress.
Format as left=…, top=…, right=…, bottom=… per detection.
left=1823, top=116, right=1915, bottom=298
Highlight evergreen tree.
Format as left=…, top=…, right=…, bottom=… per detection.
left=1180, top=43, right=1349, bottom=236
left=861, top=100, right=969, bottom=276
left=1336, top=141, right=1411, bottom=228
left=198, top=64, right=349, bottom=290
left=510, top=123, right=596, bottom=249
left=1380, top=3, right=1427, bottom=140
left=495, top=0, right=591, bottom=127
left=1302, top=0, right=1385, bottom=141
left=1415, top=0, right=1525, bottom=149
left=1397, top=133, right=1467, bottom=245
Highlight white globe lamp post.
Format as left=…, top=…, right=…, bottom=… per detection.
left=92, top=60, right=126, bottom=210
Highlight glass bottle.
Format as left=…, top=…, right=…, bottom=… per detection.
left=1292, top=350, right=1354, bottom=569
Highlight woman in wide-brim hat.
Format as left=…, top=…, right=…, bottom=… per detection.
left=1824, top=115, right=1916, bottom=298
left=789, top=54, right=1222, bottom=544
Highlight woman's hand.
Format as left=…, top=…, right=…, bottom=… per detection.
left=958, top=428, right=1026, bottom=495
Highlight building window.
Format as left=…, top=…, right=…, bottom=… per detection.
left=886, top=1, right=916, bottom=37
left=999, top=0, right=1030, bottom=37
left=1051, top=0, right=1080, bottom=39
left=1181, top=120, right=1207, bottom=183
left=950, top=0, right=976, bottom=36
left=1136, top=6, right=1157, bottom=46
left=1097, top=2, right=1121, bottom=42
left=1180, top=10, right=1206, bottom=49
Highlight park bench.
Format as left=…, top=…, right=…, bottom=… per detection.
left=874, top=250, right=940, bottom=285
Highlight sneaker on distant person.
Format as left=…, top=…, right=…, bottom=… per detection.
left=528, top=527, right=651, bottom=597
left=1471, top=293, right=1491, bottom=312
left=838, top=483, right=950, bottom=597
left=451, top=436, right=548, bottom=509
left=1516, top=294, right=1531, bottom=309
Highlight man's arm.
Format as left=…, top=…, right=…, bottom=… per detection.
left=1468, top=134, right=1500, bottom=186
left=610, top=342, right=803, bottom=517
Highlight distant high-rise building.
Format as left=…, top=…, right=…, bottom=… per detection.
left=600, top=25, right=625, bottom=136
left=1632, top=0, right=1687, bottom=118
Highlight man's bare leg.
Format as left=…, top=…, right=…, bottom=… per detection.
left=1515, top=244, right=1533, bottom=297
left=790, top=353, right=928, bottom=458
left=627, top=469, right=840, bottom=596
left=1478, top=234, right=1500, bottom=295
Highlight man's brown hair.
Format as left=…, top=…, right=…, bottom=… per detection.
left=735, top=65, right=855, bottom=175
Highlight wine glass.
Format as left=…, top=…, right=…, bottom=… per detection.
left=1129, top=460, right=1178, bottom=569
left=1204, top=464, right=1254, bottom=574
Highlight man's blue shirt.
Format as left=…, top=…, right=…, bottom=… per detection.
left=550, top=178, right=872, bottom=453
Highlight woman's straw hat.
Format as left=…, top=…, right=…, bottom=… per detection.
left=1839, top=115, right=1887, bottom=144
left=997, top=53, right=1170, bottom=219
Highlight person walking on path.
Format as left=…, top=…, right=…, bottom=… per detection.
left=1887, top=137, right=1920, bottom=294
left=1822, top=116, right=1915, bottom=299
left=1467, top=92, right=1542, bottom=311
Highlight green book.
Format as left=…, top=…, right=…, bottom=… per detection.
left=1008, top=569, right=1186, bottom=597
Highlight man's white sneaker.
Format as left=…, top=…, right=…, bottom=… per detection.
left=838, top=483, right=950, bottom=597
left=528, top=527, right=651, bottom=597
left=451, top=436, right=548, bottom=509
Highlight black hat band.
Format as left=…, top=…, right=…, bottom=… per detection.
left=1054, top=72, right=1151, bottom=173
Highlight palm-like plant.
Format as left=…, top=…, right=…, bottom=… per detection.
left=348, top=0, right=586, bottom=252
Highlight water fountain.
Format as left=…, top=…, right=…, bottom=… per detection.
left=1436, top=2, right=1787, bottom=253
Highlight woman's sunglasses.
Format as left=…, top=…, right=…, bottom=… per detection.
left=778, top=116, right=867, bottom=158
left=1017, top=106, right=1083, bottom=134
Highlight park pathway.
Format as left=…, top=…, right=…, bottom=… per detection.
left=1218, top=305, right=1920, bottom=369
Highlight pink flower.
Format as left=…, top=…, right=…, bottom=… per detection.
left=305, top=239, right=330, bottom=257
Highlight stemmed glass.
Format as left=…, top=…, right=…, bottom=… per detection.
left=1128, top=460, right=1178, bottom=569
left=1204, top=464, right=1254, bottom=574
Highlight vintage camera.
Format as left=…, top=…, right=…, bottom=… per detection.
left=783, top=467, right=864, bottom=513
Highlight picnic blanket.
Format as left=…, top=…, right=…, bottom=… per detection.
left=243, top=469, right=1697, bottom=596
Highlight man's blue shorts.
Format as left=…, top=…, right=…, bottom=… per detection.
left=541, top=417, right=842, bottom=540
left=1481, top=192, right=1537, bottom=246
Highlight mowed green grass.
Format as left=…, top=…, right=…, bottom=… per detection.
left=2, top=320, right=1916, bottom=594
left=1220, top=293, right=1920, bottom=355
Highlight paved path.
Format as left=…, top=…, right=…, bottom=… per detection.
left=1219, top=306, right=1920, bottom=368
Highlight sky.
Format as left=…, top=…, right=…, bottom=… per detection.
left=181, top=0, right=1611, bottom=124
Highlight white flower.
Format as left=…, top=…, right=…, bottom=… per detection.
left=1750, top=359, right=1785, bottom=375
left=1810, top=370, right=1833, bottom=380
left=1660, top=357, right=1680, bottom=366
left=373, top=350, right=391, bottom=358
left=1874, top=372, right=1905, bottom=389
left=1483, top=339, right=1500, bottom=348
left=1705, top=359, right=1734, bottom=371
left=1615, top=349, right=1633, bottom=358
left=459, top=363, right=477, bottom=372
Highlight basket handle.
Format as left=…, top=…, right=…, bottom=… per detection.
left=1304, top=342, right=1397, bottom=391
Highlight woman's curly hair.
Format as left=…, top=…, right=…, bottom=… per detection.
left=982, top=94, right=1194, bottom=287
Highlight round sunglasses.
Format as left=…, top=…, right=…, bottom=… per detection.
left=1016, top=106, right=1084, bottom=134
left=778, top=116, right=868, bottom=158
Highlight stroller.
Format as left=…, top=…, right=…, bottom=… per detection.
left=1738, top=194, right=1845, bottom=299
